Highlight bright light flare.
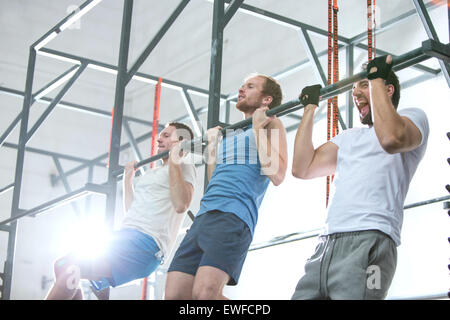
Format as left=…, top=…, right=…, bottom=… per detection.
left=59, top=221, right=112, bottom=261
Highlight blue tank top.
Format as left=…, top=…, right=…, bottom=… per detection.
left=197, top=125, right=270, bottom=235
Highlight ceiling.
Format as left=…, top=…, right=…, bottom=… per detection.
left=0, top=0, right=449, bottom=299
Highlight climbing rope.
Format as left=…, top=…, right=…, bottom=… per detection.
left=326, top=0, right=340, bottom=207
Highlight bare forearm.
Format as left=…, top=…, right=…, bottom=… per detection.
left=169, top=163, right=192, bottom=213
left=123, top=180, right=134, bottom=213
left=206, top=144, right=217, bottom=181
left=253, top=123, right=287, bottom=186
left=292, top=105, right=316, bottom=178
left=370, top=79, right=408, bottom=152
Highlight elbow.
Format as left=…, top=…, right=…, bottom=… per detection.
left=380, top=136, right=403, bottom=154
left=174, top=195, right=193, bottom=214
left=292, top=167, right=309, bottom=179
left=291, top=167, right=302, bottom=179
left=175, top=207, right=187, bottom=214
left=271, top=169, right=286, bottom=186
left=271, top=176, right=283, bottom=186
left=175, top=203, right=189, bottom=214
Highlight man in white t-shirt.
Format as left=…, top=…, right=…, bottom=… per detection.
left=291, top=55, right=429, bottom=300
left=46, top=122, right=197, bottom=300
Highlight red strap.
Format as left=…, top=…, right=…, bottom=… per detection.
left=368, top=0, right=373, bottom=61
left=326, top=0, right=333, bottom=207
left=149, top=77, right=163, bottom=169
left=326, top=0, right=340, bottom=207
left=373, top=0, right=376, bottom=58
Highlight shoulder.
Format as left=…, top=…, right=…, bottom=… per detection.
left=398, top=107, right=430, bottom=143
left=180, top=156, right=197, bottom=175
left=330, top=127, right=361, bottom=144
left=267, top=116, right=286, bottom=131
left=398, top=107, right=428, bottom=121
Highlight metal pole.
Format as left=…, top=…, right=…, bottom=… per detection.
left=207, top=0, right=225, bottom=130
left=412, top=0, right=450, bottom=86
left=249, top=195, right=450, bottom=252
left=2, top=48, right=37, bottom=300
left=0, top=85, right=160, bottom=129
left=298, top=28, right=327, bottom=86
left=126, top=0, right=190, bottom=84
left=104, top=0, right=133, bottom=229
left=222, top=0, right=244, bottom=27
left=52, top=156, right=81, bottom=216
left=26, top=63, right=88, bottom=142
left=0, top=188, right=95, bottom=226
left=205, top=0, right=225, bottom=189
left=111, top=40, right=446, bottom=175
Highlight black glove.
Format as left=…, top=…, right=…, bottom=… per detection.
left=366, top=55, right=392, bottom=80
left=299, top=84, right=322, bottom=106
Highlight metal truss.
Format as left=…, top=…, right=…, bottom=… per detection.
left=0, top=0, right=449, bottom=299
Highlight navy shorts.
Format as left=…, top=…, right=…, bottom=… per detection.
left=168, top=210, right=252, bottom=285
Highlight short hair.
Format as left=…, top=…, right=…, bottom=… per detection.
left=246, top=73, right=283, bottom=109
left=167, top=122, right=194, bottom=141
left=361, top=62, right=401, bottom=109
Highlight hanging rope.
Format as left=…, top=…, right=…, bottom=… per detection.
left=141, top=77, right=163, bottom=300
left=326, top=0, right=332, bottom=207
left=367, top=0, right=376, bottom=60
left=373, top=0, right=376, bottom=58
left=332, top=0, right=339, bottom=139
left=326, top=0, right=339, bottom=207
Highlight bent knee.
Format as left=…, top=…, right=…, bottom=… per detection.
left=53, top=256, right=81, bottom=280
left=192, top=284, right=222, bottom=300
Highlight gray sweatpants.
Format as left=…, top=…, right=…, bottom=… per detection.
left=291, top=230, right=397, bottom=300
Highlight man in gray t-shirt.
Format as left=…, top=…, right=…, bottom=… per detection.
left=290, top=55, right=429, bottom=299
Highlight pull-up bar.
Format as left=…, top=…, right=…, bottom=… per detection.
left=112, top=39, right=448, bottom=176
left=0, top=40, right=447, bottom=226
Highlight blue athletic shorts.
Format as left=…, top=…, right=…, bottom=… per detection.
left=90, top=228, right=163, bottom=291
left=168, top=210, right=252, bottom=285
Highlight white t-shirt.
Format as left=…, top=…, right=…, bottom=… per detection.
left=324, top=108, right=429, bottom=246
left=121, top=158, right=197, bottom=258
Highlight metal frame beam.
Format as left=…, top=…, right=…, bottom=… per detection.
left=3, top=47, right=37, bottom=300
left=413, top=0, right=450, bottom=86
left=26, top=63, right=88, bottom=143
left=104, top=0, right=133, bottom=228
left=37, top=47, right=229, bottom=100
left=2, top=142, right=107, bottom=167
left=1, top=0, right=448, bottom=300
left=181, top=89, right=203, bottom=137
left=126, top=0, right=191, bottom=83
left=222, top=0, right=245, bottom=27
left=249, top=194, right=450, bottom=252
left=50, top=106, right=207, bottom=185
left=52, top=156, right=81, bottom=216
left=298, top=28, right=328, bottom=86
left=0, top=85, right=162, bottom=130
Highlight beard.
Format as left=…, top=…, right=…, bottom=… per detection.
left=236, top=100, right=258, bottom=113
left=360, top=107, right=373, bottom=125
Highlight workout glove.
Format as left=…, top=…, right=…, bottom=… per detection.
left=366, top=55, right=392, bottom=80
left=299, top=84, right=322, bottom=106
